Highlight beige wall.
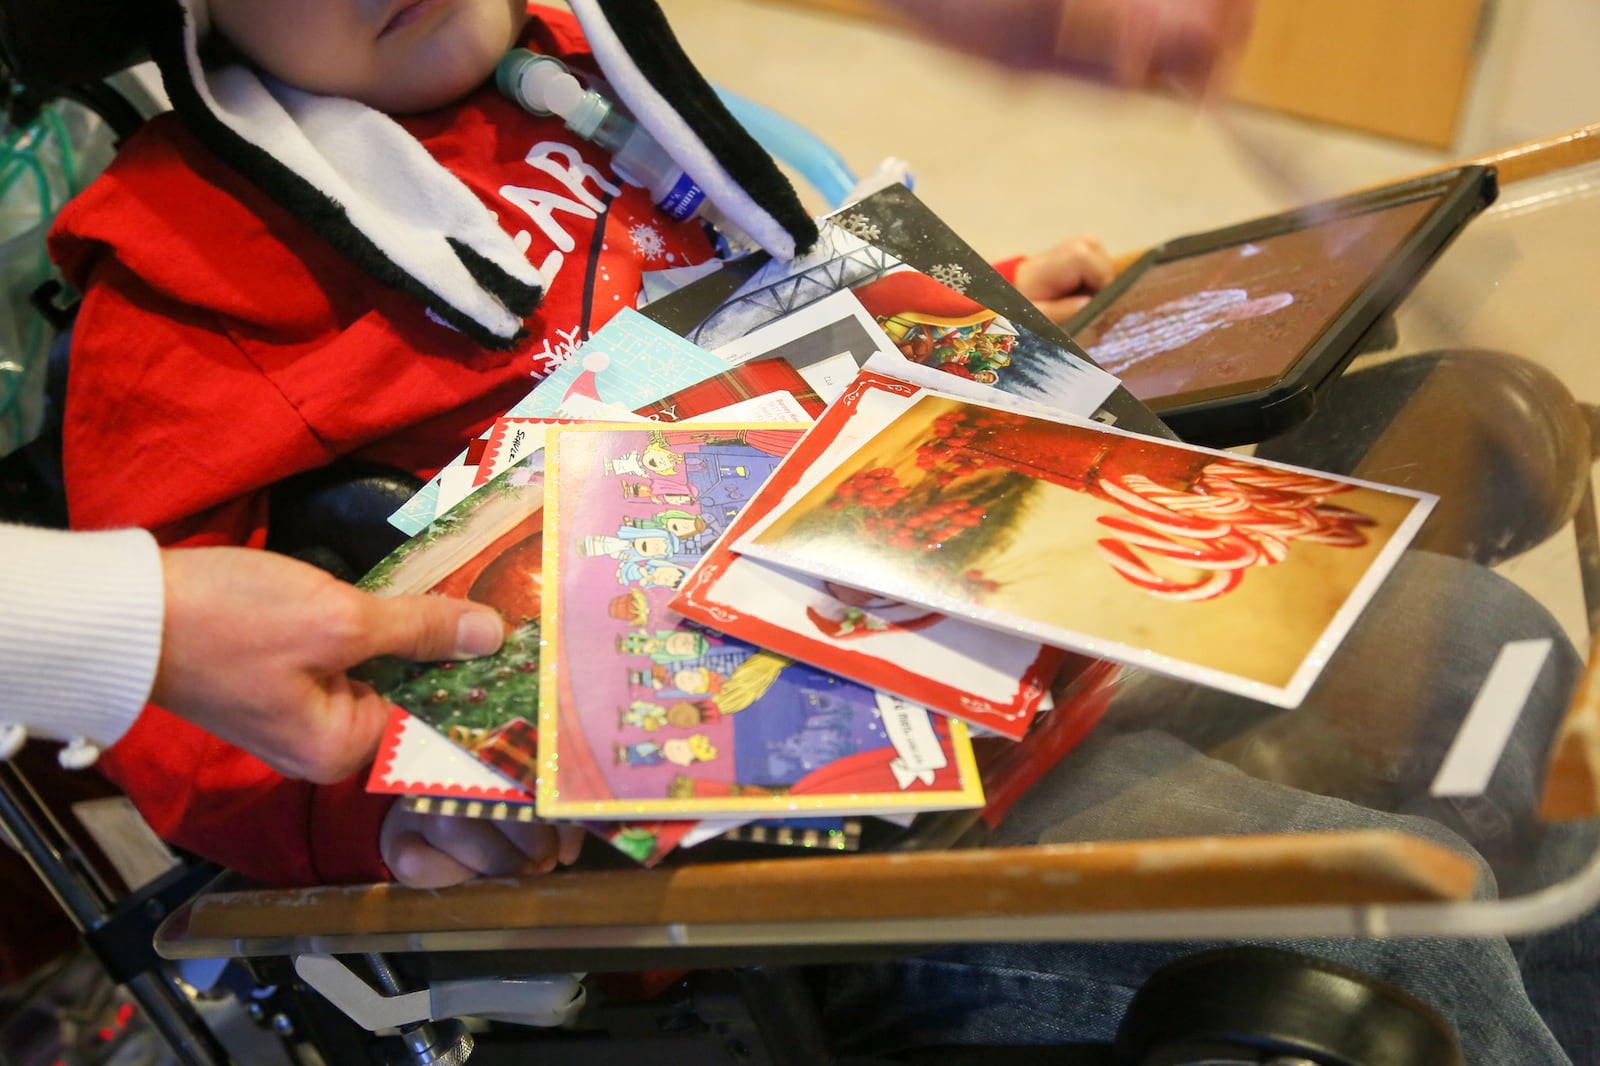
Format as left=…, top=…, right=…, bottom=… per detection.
left=1226, top=0, right=1486, bottom=149
left=1456, top=0, right=1600, bottom=154
left=748, top=0, right=1597, bottom=154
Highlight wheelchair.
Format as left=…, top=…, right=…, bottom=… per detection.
left=2, top=3, right=1523, bottom=1063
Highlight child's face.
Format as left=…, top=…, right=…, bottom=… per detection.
left=210, top=0, right=529, bottom=114
left=642, top=449, right=678, bottom=474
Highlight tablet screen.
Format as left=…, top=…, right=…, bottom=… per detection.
left=1071, top=194, right=1441, bottom=407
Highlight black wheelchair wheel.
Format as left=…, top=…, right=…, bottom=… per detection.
left=1112, top=946, right=1463, bottom=1066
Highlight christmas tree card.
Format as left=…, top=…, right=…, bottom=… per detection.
left=357, top=457, right=552, bottom=798
left=733, top=378, right=1436, bottom=709
left=355, top=456, right=724, bottom=866
left=536, top=422, right=985, bottom=820
left=672, top=374, right=1067, bottom=739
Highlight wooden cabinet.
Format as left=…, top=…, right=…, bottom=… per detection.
left=751, top=0, right=1488, bottom=148
left=1228, top=0, right=1487, bottom=148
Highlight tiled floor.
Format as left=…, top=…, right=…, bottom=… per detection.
left=0, top=953, right=291, bottom=1066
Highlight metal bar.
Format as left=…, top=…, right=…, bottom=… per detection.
left=122, top=971, right=233, bottom=1066
left=9, top=758, right=119, bottom=902
left=0, top=760, right=109, bottom=922
left=0, top=762, right=232, bottom=1065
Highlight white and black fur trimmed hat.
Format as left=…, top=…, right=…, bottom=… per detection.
left=140, top=0, right=818, bottom=350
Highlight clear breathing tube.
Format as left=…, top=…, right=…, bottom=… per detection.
left=495, top=49, right=748, bottom=244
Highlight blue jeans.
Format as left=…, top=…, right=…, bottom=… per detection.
left=824, top=732, right=1578, bottom=1063
left=824, top=552, right=1598, bottom=1063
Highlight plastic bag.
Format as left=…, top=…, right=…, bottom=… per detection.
left=0, top=103, right=114, bottom=457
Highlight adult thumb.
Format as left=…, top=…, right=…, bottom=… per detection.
left=359, top=594, right=507, bottom=663
left=284, top=677, right=395, bottom=783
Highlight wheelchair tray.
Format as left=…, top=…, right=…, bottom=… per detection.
left=154, top=829, right=1476, bottom=966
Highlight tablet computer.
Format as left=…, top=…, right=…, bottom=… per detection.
left=1063, top=165, right=1498, bottom=446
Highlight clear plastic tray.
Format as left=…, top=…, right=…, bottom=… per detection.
left=156, top=132, right=1600, bottom=964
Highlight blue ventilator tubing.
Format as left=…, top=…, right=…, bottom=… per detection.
left=711, top=86, right=860, bottom=210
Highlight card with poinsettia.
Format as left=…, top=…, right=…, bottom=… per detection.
left=733, top=374, right=1436, bottom=709
left=536, top=421, right=985, bottom=820
left=671, top=374, right=1067, bottom=739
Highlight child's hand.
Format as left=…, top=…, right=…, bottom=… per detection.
left=380, top=804, right=586, bottom=888
left=1012, top=235, right=1116, bottom=325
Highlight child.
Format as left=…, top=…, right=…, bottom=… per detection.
left=49, top=0, right=1112, bottom=887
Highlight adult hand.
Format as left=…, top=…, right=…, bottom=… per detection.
left=1012, top=234, right=1115, bottom=323
left=151, top=547, right=506, bottom=784
left=380, top=805, right=587, bottom=888
left=883, top=0, right=1255, bottom=98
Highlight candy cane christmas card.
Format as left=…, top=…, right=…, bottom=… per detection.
left=672, top=374, right=1069, bottom=740
left=734, top=377, right=1435, bottom=708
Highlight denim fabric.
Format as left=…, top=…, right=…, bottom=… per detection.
left=824, top=936, right=1570, bottom=1063
left=1083, top=551, right=1595, bottom=898
left=823, top=553, right=1597, bottom=1065
left=1511, top=911, right=1600, bottom=1062
left=825, top=732, right=1574, bottom=1064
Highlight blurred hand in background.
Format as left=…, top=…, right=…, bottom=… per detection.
left=881, top=0, right=1255, bottom=98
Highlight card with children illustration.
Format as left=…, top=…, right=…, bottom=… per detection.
left=536, top=422, right=985, bottom=820
left=468, top=357, right=830, bottom=490
left=733, top=375, right=1437, bottom=709
left=672, top=378, right=1068, bottom=739
left=374, top=717, right=714, bottom=868
left=355, top=456, right=723, bottom=866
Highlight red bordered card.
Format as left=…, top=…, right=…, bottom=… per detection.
left=672, top=373, right=1068, bottom=739
left=732, top=376, right=1437, bottom=709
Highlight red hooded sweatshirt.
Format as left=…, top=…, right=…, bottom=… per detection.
left=47, top=9, right=718, bottom=885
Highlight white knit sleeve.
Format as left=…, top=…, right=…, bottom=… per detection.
left=0, top=524, right=165, bottom=761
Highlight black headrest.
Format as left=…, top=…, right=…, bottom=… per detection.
left=0, top=0, right=148, bottom=101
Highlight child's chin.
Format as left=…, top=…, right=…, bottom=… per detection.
left=366, top=64, right=492, bottom=114
left=373, top=15, right=520, bottom=113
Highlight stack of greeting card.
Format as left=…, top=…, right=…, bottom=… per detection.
left=354, top=185, right=1435, bottom=867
